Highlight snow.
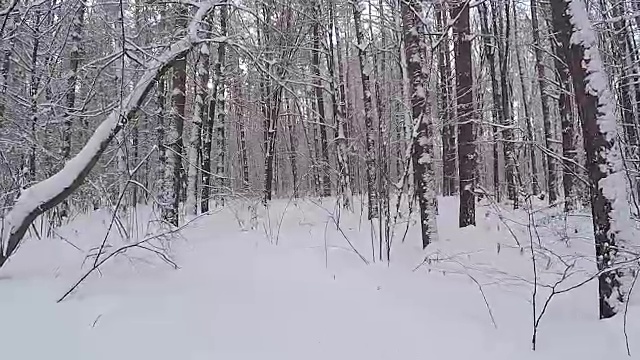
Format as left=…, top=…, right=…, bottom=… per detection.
left=1, top=197, right=638, bottom=359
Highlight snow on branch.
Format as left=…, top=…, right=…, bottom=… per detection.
left=0, top=0, right=219, bottom=268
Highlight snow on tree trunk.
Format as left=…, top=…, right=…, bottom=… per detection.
left=402, top=0, right=438, bottom=248
left=552, top=0, right=631, bottom=319
left=0, top=0, right=218, bottom=269
left=352, top=0, right=378, bottom=219
left=453, top=0, right=476, bottom=228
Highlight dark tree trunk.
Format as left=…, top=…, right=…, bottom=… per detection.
left=452, top=0, right=476, bottom=227
left=551, top=0, right=627, bottom=319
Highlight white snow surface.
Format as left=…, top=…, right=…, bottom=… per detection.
left=1, top=197, right=638, bottom=359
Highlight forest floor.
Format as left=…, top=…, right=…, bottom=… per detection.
left=1, top=196, right=638, bottom=359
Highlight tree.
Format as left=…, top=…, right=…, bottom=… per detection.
left=402, top=0, right=438, bottom=248
left=352, top=0, right=378, bottom=219
left=531, top=0, right=557, bottom=204
left=452, top=0, right=476, bottom=227
left=0, top=1, right=219, bottom=269
left=551, top=0, right=630, bottom=319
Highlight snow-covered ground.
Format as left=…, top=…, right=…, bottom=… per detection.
left=1, top=196, right=638, bottom=359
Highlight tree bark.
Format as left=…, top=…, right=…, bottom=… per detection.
left=551, top=0, right=629, bottom=319
left=453, top=0, right=476, bottom=227
left=353, top=0, right=378, bottom=219
left=402, top=0, right=438, bottom=248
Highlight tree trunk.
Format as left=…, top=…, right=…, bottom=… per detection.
left=550, top=8, right=577, bottom=212
left=312, top=2, right=331, bottom=198
left=551, top=0, right=629, bottom=319
left=437, top=3, right=456, bottom=196
left=479, top=3, right=502, bottom=202
left=402, top=0, right=438, bottom=248
left=353, top=0, right=379, bottom=219
left=59, top=0, right=86, bottom=218
left=452, top=0, right=476, bottom=227
left=187, top=43, right=209, bottom=215
left=164, top=5, right=189, bottom=226
left=328, top=0, right=351, bottom=207
left=512, top=0, right=539, bottom=196
left=496, top=1, right=517, bottom=207
left=215, top=4, right=228, bottom=204
left=531, top=0, right=557, bottom=204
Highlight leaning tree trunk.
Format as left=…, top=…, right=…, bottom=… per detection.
left=402, top=0, right=438, bottom=248
left=453, top=0, right=476, bottom=227
left=352, top=0, right=378, bottom=219
left=551, top=0, right=630, bottom=319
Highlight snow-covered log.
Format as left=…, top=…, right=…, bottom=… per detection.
left=0, top=0, right=219, bottom=269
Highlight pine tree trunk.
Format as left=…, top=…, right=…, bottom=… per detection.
left=452, top=0, right=476, bottom=227
left=353, top=0, right=379, bottom=219
left=402, top=0, right=438, bottom=248
left=551, top=0, right=629, bottom=319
